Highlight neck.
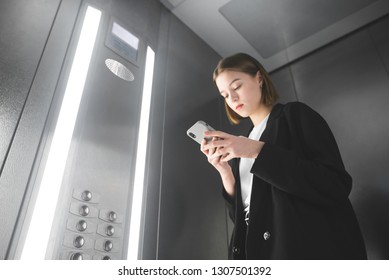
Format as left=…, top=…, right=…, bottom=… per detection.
left=250, top=105, right=272, bottom=126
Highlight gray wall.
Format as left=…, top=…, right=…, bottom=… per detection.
left=270, top=15, right=389, bottom=259
left=143, top=9, right=228, bottom=259
left=0, top=0, right=60, bottom=171
left=0, top=0, right=79, bottom=259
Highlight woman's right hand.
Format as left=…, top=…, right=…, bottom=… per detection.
left=200, top=138, right=230, bottom=173
left=201, top=138, right=235, bottom=196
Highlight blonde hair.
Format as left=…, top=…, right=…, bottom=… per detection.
left=213, top=53, right=279, bottom=125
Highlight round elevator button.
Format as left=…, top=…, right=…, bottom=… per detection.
left=104, top=240, right=113, bottom=252
left=106, top=225, right=115, bottom=236
left=76, top=220, right=87, bottom=232
left=81, top=190, right=92, bottom=201
left=107, top=211, right=117, bottom=222
left=73, top=236, right=85, bottom=248
left=79, top=205, right=89, bottom=216
left=70, top=252, right=83, bottom=260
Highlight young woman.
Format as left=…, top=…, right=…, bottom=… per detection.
left=201, top=53, right=367, bottom=259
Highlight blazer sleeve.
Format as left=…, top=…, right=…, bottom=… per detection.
left=222, top=186, right=235, bottom=221
left=221, top=159, right=238, bottom=222
left=251, top=102, right=352, bottom=206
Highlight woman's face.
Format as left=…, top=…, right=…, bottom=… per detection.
left=215, top=70, right=263, bottom=119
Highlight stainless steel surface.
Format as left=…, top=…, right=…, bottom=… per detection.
left=220, top=0, right=378, bottom=58
left=160, top=0, right=389, bottom=71
left=81, top=190, right=93, bottom=202
left=286, top=17, right=389, bottom=259
left=0, top=0, right=82, bottom=259
left=42, top=3, right=147, bottom=258
left=76, top=220, right=88, bottom=232
left=70, top=252, right=83, bottom=260
left=148, top=11, right=229, bottom=260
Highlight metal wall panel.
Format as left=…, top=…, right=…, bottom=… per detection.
left=0, top=0, right=163, bottom=259
left=141, top=8, right=171, bottom=260
left=149, top=12, right=228, bottom=260
left=45, top=11, right=145, bottom=259
left=369, top=16, right=389, bottom=74
left=280, top=16, right=389, bottom=259
left=39, top=0, right=163, bottom=260
left=0, top=0, right=80, bottom=260
left=0, top=0, right=60, bottom=170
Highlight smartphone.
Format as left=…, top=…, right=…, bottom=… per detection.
left=186, top=121, right=215, bottom=144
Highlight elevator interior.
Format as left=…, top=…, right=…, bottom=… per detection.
left=0, top=0, right=389, bottom=260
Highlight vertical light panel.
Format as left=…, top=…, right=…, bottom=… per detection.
left=20, top=6, right=101, bottom=260
left=127, top=46, right=155, bottom=260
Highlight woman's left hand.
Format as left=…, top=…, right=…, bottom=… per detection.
left=203, top=130, right=265, bottom=162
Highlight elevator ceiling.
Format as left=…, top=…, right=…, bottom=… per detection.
left=160, top=0, right=389, bottom=71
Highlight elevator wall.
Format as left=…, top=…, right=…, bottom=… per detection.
left=142, top=9, right=228, bottom=259
left=269, top=15, right=389, bottom=259
left=0, top=0, right=59, bottom=172
left=0, top=0, right=77, bottom=259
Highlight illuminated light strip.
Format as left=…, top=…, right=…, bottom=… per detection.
left=128, top=46, right=155, bottom=260
left=20, top=6, right=102, bottom=260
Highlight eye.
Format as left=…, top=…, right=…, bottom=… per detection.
left=223, top=94, right=229, bottom=99
left=233, top=84, right=242, bottom=91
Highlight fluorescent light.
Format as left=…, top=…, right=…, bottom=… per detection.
left=20, top=6, right=101, bottom=260
left=127, top=46, right=155, bottom=260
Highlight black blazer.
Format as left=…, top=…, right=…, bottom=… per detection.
left=223, top=102, right=367, bottom=259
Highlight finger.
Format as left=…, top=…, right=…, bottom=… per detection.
left=209, top=148, right=224, bottom=160
left=202, top=137, right=214, bottom=150
left=200, top=138, right=207, bottom=150
left=203, top=130, right=230, bottom=139
left=209, top=146, right=218, bottom=157
left=210, top=153, right=223, bottom=165
left=208, top=152, right=219, bottom=163
left=203, top=139, right=227, bottom=151
left=221, top=153, right=233, bottom=162
left=200, top=139, right=207, bottom=155
left=201, top=148, right=208, bottom=156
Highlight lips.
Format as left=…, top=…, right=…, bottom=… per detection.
left=235, top=104, right=243, bottom=110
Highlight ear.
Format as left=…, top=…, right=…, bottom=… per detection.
left=256, top=71, right=263, bottom=87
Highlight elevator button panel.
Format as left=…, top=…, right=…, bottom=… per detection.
left=58, top=189, right=124, bottom=260
left=46, top=18, right=144, bottom=260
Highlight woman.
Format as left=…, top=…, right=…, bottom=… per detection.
left=201, top=53, right=367, bottom=259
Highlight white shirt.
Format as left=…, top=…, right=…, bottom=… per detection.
left=239, top=114, right=270, bottom=214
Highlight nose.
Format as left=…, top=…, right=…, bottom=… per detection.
left=228, top=90, right=238, bottom=102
